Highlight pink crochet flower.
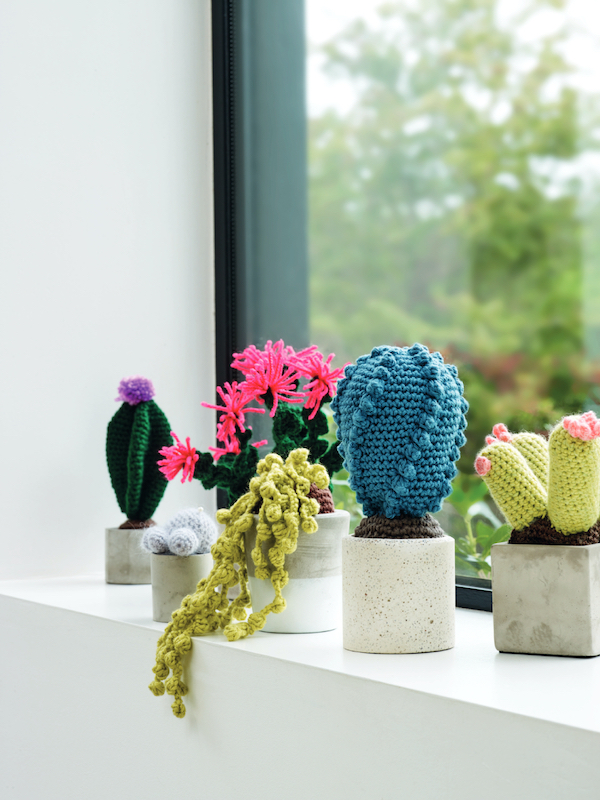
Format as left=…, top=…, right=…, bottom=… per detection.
left=291, top=351, right=348, bottom=419
left=158, top=433, right=199, bottom=483
left=563, top=412, right=600, bottom=441
left=475, top=455, right=492, bottom=476
left=202, top=381, right=264, bottom=437
left=485, top=423, right=512, bottom=446
left=209, top=438, right=241, bottom=462
left=240, top=343, right=305, bottom=416
left=231, top=340, right=297, bottom=376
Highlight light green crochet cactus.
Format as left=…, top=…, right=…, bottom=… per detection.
left=475, top=415, right=600, bottom=535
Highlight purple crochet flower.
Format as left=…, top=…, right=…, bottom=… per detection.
left=116, top=375, right=155, bottom=405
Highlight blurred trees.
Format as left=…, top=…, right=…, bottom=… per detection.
left=309, top=0, right=600, bottom=469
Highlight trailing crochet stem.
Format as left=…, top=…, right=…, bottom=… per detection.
left=149, top=448, right=329, bottom=718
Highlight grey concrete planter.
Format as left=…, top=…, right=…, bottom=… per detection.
left=492, top=541, right=600, bottom=657
left=245, top=510, right=350, bottom=633
left=151, top=552, right=213, bottom=623
left=342, top=534, right=455, bottom=654
left=105, top=527, right=151, bottom=585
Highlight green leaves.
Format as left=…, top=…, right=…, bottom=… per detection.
left=446, top=478, right=489, bottom=518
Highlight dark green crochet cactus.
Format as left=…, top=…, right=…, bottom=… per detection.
left=106, top=376, right=173, bottom=523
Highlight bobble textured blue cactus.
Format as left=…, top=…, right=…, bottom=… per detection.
left=331, top=344, right=468, bottom=518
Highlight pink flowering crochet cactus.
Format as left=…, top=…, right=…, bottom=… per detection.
left=158, top=340, right=348, bottom=504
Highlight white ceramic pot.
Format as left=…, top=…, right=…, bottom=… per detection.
left=151, top=552, right=213, bottom=623
left=342, top=533, right=455, bottom=654
left=245, top=510, right=350, bottom=633
left=492, top=541, right=600, bottom=656
left=105, top=527, right=151, bottom=585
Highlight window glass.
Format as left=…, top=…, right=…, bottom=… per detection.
left=307, top=0, right=600, bottom=580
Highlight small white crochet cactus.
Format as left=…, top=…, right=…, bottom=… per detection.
left=142, top=508, right=217, bottom=556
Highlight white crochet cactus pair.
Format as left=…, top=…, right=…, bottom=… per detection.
left=142, top=508, right=217, bottom=556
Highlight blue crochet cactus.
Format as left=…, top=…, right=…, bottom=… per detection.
left=331, top=344, right=468, bottom=518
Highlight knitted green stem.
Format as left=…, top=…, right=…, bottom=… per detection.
left=149, top=448, right=329, bottom=718
left=476, top=441, right=547, bottom=531
left=547, top=423, right=600, bottom=535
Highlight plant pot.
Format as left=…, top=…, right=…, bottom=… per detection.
left=151, top=553, right=213, bottom=623
left=342, top=534, right=455, bottom=654
left=105, top=527, right=151, bottom=585
left=244, top=510, right=350, bottom=633
left=492, top=541, right=600, bottom=657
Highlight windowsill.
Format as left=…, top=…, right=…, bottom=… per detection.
left=2, top=574, right=600, bottom=735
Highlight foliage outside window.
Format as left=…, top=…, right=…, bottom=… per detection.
left=307, top=0, right=600, bottom=579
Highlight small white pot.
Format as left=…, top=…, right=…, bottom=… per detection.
left=342, top=534, right=455, bottom=654
left=245, top=510, right=350, bottom=633
left=151, top=552, right=213, bottom=623
left=105, top=527, right=151, bottom=585
left=492, top=541, right=600, bottom=657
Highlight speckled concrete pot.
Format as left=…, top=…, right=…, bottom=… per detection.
left=151, top=552, right=213, bottom=623
left=105, top=528, right=151, bottom=585
left=342, top=533, right=455, bottom=654
left=245, top=510, right=350, bottom=633
left=492, top=542, right=600, bottom=656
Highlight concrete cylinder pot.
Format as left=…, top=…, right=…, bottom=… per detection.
left=151, top=552, right=213, bottom=623
left=492, top=542, right=600, bottom=657
left=105, top=527, right=151, bottom=585
left=342, top=534, right=455, bottom=654
left=245, top=509, right=350, bottom=633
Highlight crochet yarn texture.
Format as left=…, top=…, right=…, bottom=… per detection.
left=331, top=343, right=468, bottom=518
left=142, top=508, right=218, bottom=556
left=106, top=387, right=173, bottom=523
left=475, top=412, right=600, bottom=536
left=149, top=448, right=328, bottom=718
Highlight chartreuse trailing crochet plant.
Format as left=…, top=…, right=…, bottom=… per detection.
left=106, top=376, right=173, bottom=528
left=149, top=448, right=330, bottom=718
left=331, top=343, right=468, bottom=538
left=475, top=413, right=600, bottom=543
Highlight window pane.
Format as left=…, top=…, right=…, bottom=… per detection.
left=307, top=0, right=600, bottom=580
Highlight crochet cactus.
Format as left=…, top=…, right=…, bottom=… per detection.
left=142, top=507, right=218, bottom=556
left=149, top=448, right=328, bottom=718
left=331, top=344, right=468, bottom=519
left=157, top=341, right=345, bottom=505
left=106, top=376, right=173, bottom=524
left=475, top=413, right=600, bottom=535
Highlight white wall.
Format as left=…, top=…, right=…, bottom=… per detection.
left=0, top=0, right=216, bottom=579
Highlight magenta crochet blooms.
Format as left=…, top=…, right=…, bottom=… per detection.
left=157, top=340, right=347, bottom=504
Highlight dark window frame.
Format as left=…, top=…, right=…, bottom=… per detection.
left=210, top=0, right=491, bottom=612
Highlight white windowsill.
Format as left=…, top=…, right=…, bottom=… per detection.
left=2, top=574, right=600, bottom=735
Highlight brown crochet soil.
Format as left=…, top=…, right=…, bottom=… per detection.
left=119, top=519, right=156, bottom=530
left=307, top=483, right=335, bottom=514
left=509, top=517, right=600, bottom=546
left=251, top=484, right=335, bottom=515
left=354, top=513, right=444, bottom=539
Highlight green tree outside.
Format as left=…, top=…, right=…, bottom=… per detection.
left=308, top=0, right=600, bottom=574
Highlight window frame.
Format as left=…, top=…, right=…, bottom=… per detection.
left=210, top=0, right=491, bottom=612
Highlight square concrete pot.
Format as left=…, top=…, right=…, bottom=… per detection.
left=492, top=542, right=600, bottom=657
left=105, top=527, right=151, bottom=585
left=342, top=533, right=455, bottom=654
